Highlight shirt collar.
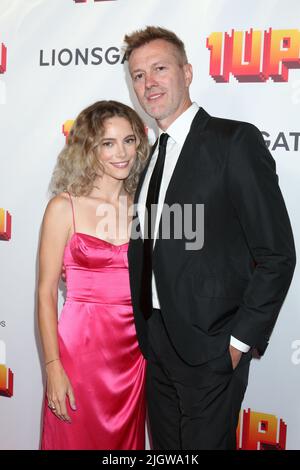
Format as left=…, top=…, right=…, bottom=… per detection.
left=158, top=102, right=199, bottom=146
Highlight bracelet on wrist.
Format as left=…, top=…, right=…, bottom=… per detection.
left=45, top=358, right=60, bottom=366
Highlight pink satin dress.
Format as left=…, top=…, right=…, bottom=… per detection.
left=41, top=196, right=146, bottom=450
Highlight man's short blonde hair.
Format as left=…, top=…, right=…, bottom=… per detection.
left=124, top=26, right=188, bottom=66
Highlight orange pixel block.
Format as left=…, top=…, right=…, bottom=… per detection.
left=0, top=364, right=14, bottom=397
left=0, top=208, right=11, bottom=240
left=0, top=43, right=7, bottom=74
left=237, top=408, right=287, bottom=450
left=231, top=29, right=265, bottom=81
left=62, top=120, right=74, bottom=143
left=263, top=28, right=300, bottom=82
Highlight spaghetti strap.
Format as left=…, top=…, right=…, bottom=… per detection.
left=67, top=192, right=76, bottom=234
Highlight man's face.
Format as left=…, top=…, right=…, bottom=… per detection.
left=128, top=39, right=192, bottom=129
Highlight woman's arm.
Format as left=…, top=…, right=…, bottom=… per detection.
left=38, top=193, right=76, bottom=422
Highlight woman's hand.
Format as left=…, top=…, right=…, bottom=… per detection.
left=46, top=360, right=77, bottom=423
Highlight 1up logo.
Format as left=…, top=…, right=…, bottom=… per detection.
left=207, top=28, right=300, bottom=82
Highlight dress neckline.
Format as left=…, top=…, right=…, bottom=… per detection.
left=68, top=232, right=129, bottom=248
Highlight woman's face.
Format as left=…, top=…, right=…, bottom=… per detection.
left=97, top=116, right=138, bottom=182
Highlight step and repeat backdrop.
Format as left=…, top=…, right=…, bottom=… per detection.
left=0, top=0, right=299, bottom=450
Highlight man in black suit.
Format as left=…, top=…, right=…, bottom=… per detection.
left=124, top=26, right=296, bottom=449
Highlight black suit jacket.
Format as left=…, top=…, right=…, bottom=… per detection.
left=128, top=107, right=296, bottom=365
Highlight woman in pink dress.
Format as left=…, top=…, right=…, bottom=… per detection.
left=38, top=100, right=149, bottom=450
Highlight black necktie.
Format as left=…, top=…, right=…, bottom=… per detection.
left=140, top=133, right=169, bottom=320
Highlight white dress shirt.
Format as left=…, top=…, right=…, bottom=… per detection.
left=138, top=102, right=250, bottom=353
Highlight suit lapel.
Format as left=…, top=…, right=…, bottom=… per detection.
left=163, top=107, right=211, bottom=204
left=135, top=107, right=210, bottom=206
left=154, top=107, right=211, bottom=249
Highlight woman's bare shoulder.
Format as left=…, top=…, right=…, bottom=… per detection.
left=43, top=192, right=72, bottom=225
left=46, top=192, right=70, bottom=210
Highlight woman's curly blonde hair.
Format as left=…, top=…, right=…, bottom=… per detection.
left=50, top=100, right=149, bottom=196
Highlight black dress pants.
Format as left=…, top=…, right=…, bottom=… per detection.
left=146, top=309, right=252, bottom=450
